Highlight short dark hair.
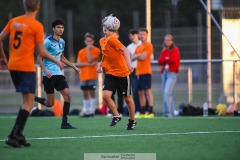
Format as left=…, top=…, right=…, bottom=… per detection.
left=138, top=27, right=148, bottom=34
left=51, top=18, right=65, bottom=28
left=128, top=29, right=138, bottom=35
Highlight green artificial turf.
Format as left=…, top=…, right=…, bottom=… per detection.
left=0, top=115, right=240, bottom=160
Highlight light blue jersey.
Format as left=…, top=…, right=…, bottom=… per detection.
left=42, top=35, right=65, bottom=76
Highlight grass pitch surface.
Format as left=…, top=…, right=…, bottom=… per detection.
left=0, top=115, right=240, bottom=160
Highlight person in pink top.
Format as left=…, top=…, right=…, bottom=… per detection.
left=158, top=34, right=180, bottom=117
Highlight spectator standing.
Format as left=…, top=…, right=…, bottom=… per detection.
left=158, top=34, right=180, bottom=117
left=132, top=28, right=154, bottom=118
left=127, top=29, right=141, bottom=115
left=77, top=32, right=100, bottom=117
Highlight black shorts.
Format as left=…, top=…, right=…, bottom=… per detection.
left=137, top=74, right=152, bottom=90
left=103, top=74, right=131, bottom=96
left=80, top=80, right=97, bottom=90
left=10, top=71, right=36, bottom=94
left=42, top=75, right=69, bottom=94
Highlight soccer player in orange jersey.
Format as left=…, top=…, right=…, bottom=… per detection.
left=77, top=32, right=100, bottom=117
left=132, top=28, right=155, bottom=118
left=0, top=0, right=64, bottom=148
left=97, top=14, right=136, bottom=130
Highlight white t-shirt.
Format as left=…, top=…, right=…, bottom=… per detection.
left=127, top=41, right=142, bottom=68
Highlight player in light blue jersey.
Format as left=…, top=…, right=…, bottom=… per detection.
left=41, top=35, right=65, bottom=76
left=35, top=18, right=80, bottom=129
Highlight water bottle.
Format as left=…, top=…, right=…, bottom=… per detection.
left=203, top=102, right=208, bottom=117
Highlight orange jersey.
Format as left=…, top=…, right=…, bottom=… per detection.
left=99, top=35, right=130, bottom=77
left=77, top=46, right=100, bottom=81
left=4, top=15, right=44, bottom=72
left=134, top=42, right=154, bottom=75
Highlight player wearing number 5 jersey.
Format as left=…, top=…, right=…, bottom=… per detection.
left=0, top=0, right=64, bottom=148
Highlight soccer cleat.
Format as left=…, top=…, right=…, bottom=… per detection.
left=5, top=137, right=22, bottom=148
left=110, top=116, right=122, bottom=127
left=18, top=135, right=31, bottom=147
left=127, top=119, right=137, bottom=130
left=61, top=123, right=77, bottom=129
left=135, top=114, right=146, bottom=118
left=145, top=113, right=155, bottom=118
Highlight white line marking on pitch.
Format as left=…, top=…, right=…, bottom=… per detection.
left=0, top=130, right=239, bottom=142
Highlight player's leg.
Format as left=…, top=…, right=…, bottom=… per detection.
left=103, top=74, right=121, bottom=127
left=44, top=93, right=55, bottom=107
left=117, top=90, right=124, bottom=115
left=138, top=90, right=146, bottom=113
left=124, top=96, right=135, bottom=119
left=80, top=81, right=91, bottom=117
left=103, top=90, right=119, bottom=116
left=6, top=71, right=35, bottom=147
left=124, top=96, right=137, bottom=130
left=131, top=71, right=140, bottom=114
left=120, top=75, right=136, bottom=130
left=59, top=87, right=76, bottom=129
left=136, top=75, right=147, bottom=117
left=56, top=75, right=76, bottom=129
left=144, top=74, right=154, bottom=118
left=80, top=88, right=90, bottom=117
left=145, top=88, right=154, bottom=118
left=34, top=76, right=55, bottom=107
left=89, top=89, right=96, bottom=116
left=88, top=79, right=97, bottom=116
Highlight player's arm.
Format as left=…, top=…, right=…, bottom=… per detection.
left=61, top=54, right=80, bottom=74
left=132, top=52, right=147, bottom=61
left=37, top=55, right=52, bottom=78
left=120, top=46, right=134, bottom=72
left=0, top=30, right=8, bottom=70
left=132, top=52, right=148, bottom=61
left=36, top=42, right=64, bottom=69
left=77, top=59, right=94, bottom=67
left=97, top=61, right=102, bottom=73
left=86, top=46, right=96, bottom=63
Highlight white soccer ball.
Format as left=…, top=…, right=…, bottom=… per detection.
left=102, top=14, right=120, bottom=31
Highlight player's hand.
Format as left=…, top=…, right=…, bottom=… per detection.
left=74, top=66, right=81, bottom=75
left=89, top=61, right=97, bottom=66
left=57, top=61, right=65, bottom=69
left=138, top=54, right=147, bottom=61
left=0, top=58, right=8, bottom=70
left=97, top=66, right=102, bottom=73
left=86, top=45, right=93, bottom=50
left=127, top=64, right=134, bottom=73
left=44, top=70, right=52, bottom=78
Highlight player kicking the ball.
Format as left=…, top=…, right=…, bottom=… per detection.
left=34, top=18, right=80, bottom=129
left=97, top=14, right=137, bottom=130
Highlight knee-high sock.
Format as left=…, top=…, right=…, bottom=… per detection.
left=9, top=109, right=29, bottom=137
left=62, top=102, right=70, bottom=124
left=90, top=98, right=96, bottom=114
